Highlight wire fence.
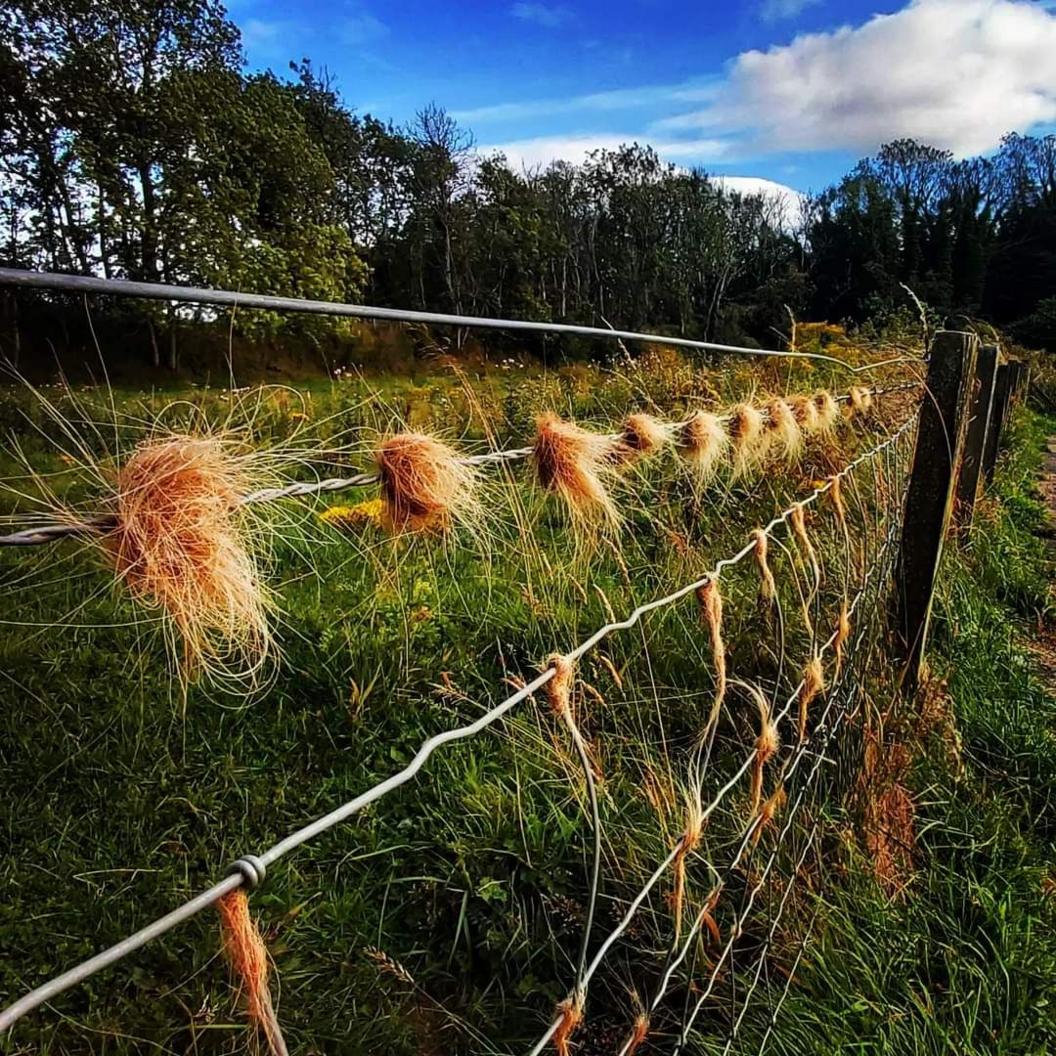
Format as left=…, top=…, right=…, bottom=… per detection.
left=0, top=404, right=919, bottom=1051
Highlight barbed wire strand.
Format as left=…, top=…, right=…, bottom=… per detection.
left=0, top=411, right=918, bottom=1036
left=0, top=383, right=920, bottom=547
left=0, top=267, right=922, bottom=377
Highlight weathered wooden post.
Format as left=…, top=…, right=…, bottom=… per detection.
left=896, top=330, right=978, bottom=695
left=954, top=343, right=998, bottom=526
left=982, top=363, right=1013, bottom=485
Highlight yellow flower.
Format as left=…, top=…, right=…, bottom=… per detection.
left=319, top=497, right=384, bottom=529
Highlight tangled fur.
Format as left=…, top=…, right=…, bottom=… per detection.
left=106, top=435, right=272, bottom=686
left=814, top=390, right=840, bottom=432
left=376, top=432, right=480, bottom=532
left=533, top=412, right=621, bottom=529
left=217, top=890, right=288, bottom=1056
left=678, top=411, right=729, bottom=483
left=763, top=398, right=802, bottom=462
left=728, top=403, right=765, bottom=477
left=798, top=655, right=826, bottom=742
left=620, top=413, right=672, bottom=459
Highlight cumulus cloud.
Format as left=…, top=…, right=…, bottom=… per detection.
left=478, top=133, right=730, bottom=169
left=656, top=0, right=1056, bottom=157
left=712, top=176, right=805, bottom=228
left=511, top=2, right=572, bottom=28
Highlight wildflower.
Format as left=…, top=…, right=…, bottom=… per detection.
left=319, top=498, right=385, bottom=529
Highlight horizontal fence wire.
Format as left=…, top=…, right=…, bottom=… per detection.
left=0, top=382, right=921, bottom=547
left=0, top=408, right=919, bottom=1036
left=0, top=267, right=922, bottom=376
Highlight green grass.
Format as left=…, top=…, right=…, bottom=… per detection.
left=0, top=360, right=1051, bottom=1055
left=715, top=408, right=1056, bottom=1056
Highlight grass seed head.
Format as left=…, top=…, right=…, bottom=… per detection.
left=107, top=434, right=272, bottom=687
left=533, top=412, right=620, bottom=529
left=376, top=431, right=479, bottom=533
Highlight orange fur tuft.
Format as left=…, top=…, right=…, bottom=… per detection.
left=620, top=412, right=672, bottom=458
left=728, top=403, right=765, bottom=477
left=107, top=435, right=272, bottom=686
left=533, top=412, right=620, bottom=529
left=545, top=653, right=576, bottom=719
left=217, top=890, right=288, bottom=1056
left=376, top=432, right=479, bottom=532
left=752, top=529, right=777, bottom=604
left=553, top=991, right=585, bottom=1056
left=849, top=385, right=874, bottom=417
left=789, top=393, right=820, bottom=433
left=696, top=578, right=727, bottom=733
left=763, top=398, right=802, bottom=462
left=813, top=390, right=840, bottom=432
left=798, top=655, right=825, bottom=742
left=678, top=411, right=729, bottom=483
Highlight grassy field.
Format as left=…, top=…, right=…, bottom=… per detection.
left=0, top=346, right=1053, bottom=1055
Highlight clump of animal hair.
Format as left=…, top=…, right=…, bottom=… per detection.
left=376, top=432, right=480, bottom=533
left=533, top=412, right=621, bottom=529
left=798, top=655, right=825, bottom=742
left=678, top=410, right=729, bottom=483
left=752, top=529, right=777, bottom=605
left=745, top=682, right=779, bottom=817
left=789, top=393, right=821, bottom=434
left=553, top=991, right=585, bottom=1056
left=106, top=434, right=273, bottom=687
left=813, top=390, right=840, bottom=432
left=849, top=386, right=874, bottom=417
left=763, top=398, right=802, bottom=462
left=728, top=402, right=765, bottom=477
left=619, top=412, right=672, bottom=459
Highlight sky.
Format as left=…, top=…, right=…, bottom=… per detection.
left=231, top=0, right=1056, bottom=205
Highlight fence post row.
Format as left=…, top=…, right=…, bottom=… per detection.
left=896, top=330, right=979, bottom=696
left=983, top=362, right=1014, bottom=485
left=954, top=343, right=999, bottom=526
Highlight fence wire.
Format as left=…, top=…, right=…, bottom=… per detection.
left=0, top=407, right=919, bottom=1045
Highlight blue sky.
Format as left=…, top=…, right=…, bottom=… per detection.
left=232, top=0, right=1056, bottom=197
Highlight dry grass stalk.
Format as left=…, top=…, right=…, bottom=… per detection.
left=696, top=578, right=727, bottom=733
left=106, top=435, right=272, bottom=686
left=553, top=991, right=585, bottom=1056
left=678, top=410, right=729, bottom=483
left=798, top=655, right=825, bottom=742
left=814, top=390, right=840, bottom=432
left=376, top=431, right=479, bottom=532
left=763, top=398, right=802, bottom=462
left=789, top=393, right=821, bottom=433
left=752, top=529, right=777, bottom=605
left=729, top=403, right=765, bottom=477
left=620, top=412, right=672, bottom=459
left=217, top=890, right=288, bottom=1056
left=533, top=412, right=620, bottom=529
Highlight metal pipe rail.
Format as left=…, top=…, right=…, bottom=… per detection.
left=0, top=267, right=917, bottom=373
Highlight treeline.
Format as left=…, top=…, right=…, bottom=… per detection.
left=2, top=0, right=1056, bottom=367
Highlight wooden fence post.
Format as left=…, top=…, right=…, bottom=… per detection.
left=983, top=363, right=1013, bottom=485
left=954, top=343, right=998, bottom=526
left=896, top=330, right=978, bottom=695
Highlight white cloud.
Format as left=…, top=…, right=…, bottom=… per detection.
left=760, top=0, right=822, bottom=22
left=453, top=81, right=718, bottom=125
left=655, top=0, right=1056, bottom=157
left=511, top=2, right=572, bottom=28
left=712, top=176, right=806, bottom=228
left=479, top=133, right=730, bottom=169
